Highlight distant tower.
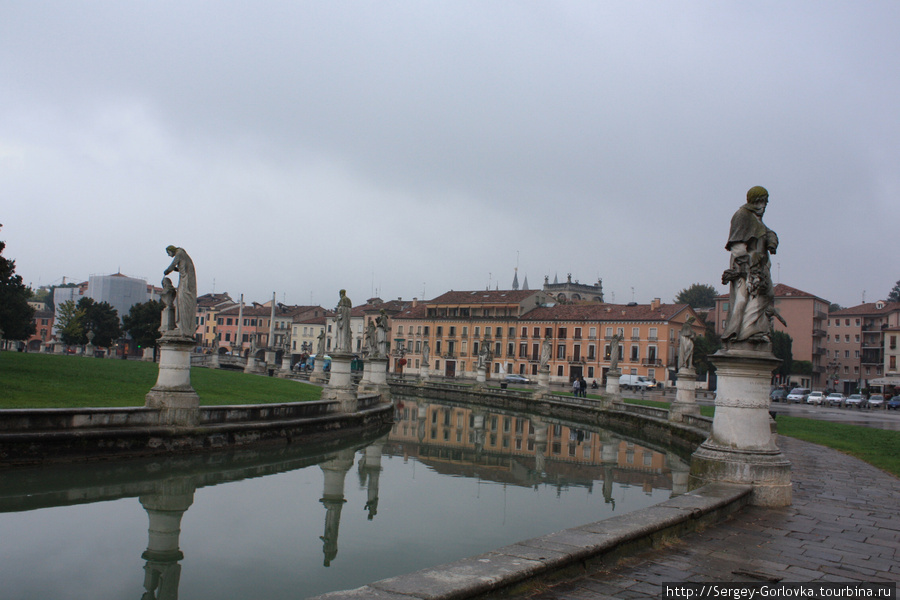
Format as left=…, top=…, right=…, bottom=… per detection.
left=522, top=275, right=529, bottom=291
left=512, top=268, right=520, bottom=291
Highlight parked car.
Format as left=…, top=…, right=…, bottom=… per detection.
left=867, top=394, right=885, bottom=409
left=786, top=388, right=811, bottom=403
left=845, top=394, right=866, bottom=408
left=503, top=374, right=531, bottom=385
left=806, top=391, right=826, bottom=405
left=619, top=374, right=655, bottom=391
left=887, top=396, right=900, bottom=410
left=770, top=389, right=788, bottom=402
left=825, top=392, right=845, bottom=407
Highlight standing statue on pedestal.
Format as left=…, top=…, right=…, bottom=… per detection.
left=609, top=333, right=623, bottom=371
left=540, top=335, right=551, bottom=369
left=163, top=246, right=197, bottom=338
left=333, top=290, right=352, bottom=353
left=316, top=330, right=326, bottom=357
left=375, top=310, right=388, bottom=358
left=721, top=186, right=781, bottom=347
left=365, top=320, right=377, bottom=357
left=422, top=340, right=430, bottom=367
left=678, top=316, right=697, bottom=371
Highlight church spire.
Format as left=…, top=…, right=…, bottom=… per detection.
left=512, top=268, right=519, bottom=290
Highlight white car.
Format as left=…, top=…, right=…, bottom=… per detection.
left=867, top=394, right=885, bottom=409
left=845, top=394, right=866, bottom=408
left=806, top=391, right=826, bottom=405
left=825, top=393, right=845, bottom=407
left=786, top=388, right=811, bottom=403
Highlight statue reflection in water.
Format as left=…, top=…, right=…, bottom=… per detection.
left=139, top=479, right=196, bottom=600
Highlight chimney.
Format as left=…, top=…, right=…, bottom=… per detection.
left=412, top=298, right=418, bottom=307
left=650, top=298, right=661, bottom=311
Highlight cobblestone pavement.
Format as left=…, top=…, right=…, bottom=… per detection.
left=525, top=436, right=900, bottom=599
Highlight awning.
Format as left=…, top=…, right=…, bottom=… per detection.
left=868, top=376, right=900, bottom=386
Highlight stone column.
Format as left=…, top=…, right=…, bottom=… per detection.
left=319, top=449, right=355, bottom=567
left=145, top=335, right=200, bottom=426
left=139, top=479, right=195, bottom=600
left=690, top=349, right=791, bottom=506
left=358, top=356, right=389, bottom=399
left=280, top=351, right=292, bottom=376
left=669, top=368, right=701, bottom=422
left=358, top=436, right=386, bottom=520
left=321, top=351, right=357, bottom=412
left=474, top=365, right=487, bottom=388
left=209, top=349, right=220, bottom=369
left=535, top=366, right=551, bottom=398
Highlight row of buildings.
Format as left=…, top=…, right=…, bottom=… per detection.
left=23, top=272, right=900, bottom=392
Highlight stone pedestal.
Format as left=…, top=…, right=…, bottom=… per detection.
left=320, top=352, right=357, bottom=412
left=690, top=348, right=791, bottom=507
left=319, top=449, right=355, bottom=567
left=358, top=357, right=389, bottom=397
left=142, top=347, right=155, bottom=361
left=669, top=368, right=701, bottom=422
left=536, top=366, right=550, bottom=394
left=209, top=350, right=220, bottom=369
left=145, top=335, right=200, bottom=427
left=280, top=352, right=292, bottom=375
left=139, top=480, right=195, bottom=600
left=310, top=354, right=328, bottom=384
left=605, top=369, right=621, bottom=398
left=474, top=365, right=487, bottom=388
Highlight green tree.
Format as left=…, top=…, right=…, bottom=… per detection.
left=0, top=229, right=36, bottom=341
left=123, top=300, right=164, bottom=351
left=76, top=297, right=122, bottom=347
left=828, top=303, right=844, bottom=312
left=692, top=329, right=721, bottom=378
left=674, top=283, right=719, bottom=308
left=887, top=280, right=900, bottom=303
left=55, top=299, right=85, bottom=345
left=772, top=330, right=793, bottom=380
left=792, top=360, right=813, bottom=376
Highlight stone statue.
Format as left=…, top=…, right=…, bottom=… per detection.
left=476, top=343, right=487, bottom=370
left=375, top=310, right=388, bottom=357
left=609, top=333, right=623, bottom=371
left=721, top=186, right=780, bottom=347
left=678, top=316, right=697, bottom=371
left=159, top=276, right=176, bottom=333
left=540, top=335, right=551, bottom=368
left=163, top=246, right=197, bottom=338
left=333, top=289, right=352, bottom=353
left=316, top=330, right=326, bottom=356
left=422, top=340, right=430, bottom=367
left=365, top=320, right=377, bottom=356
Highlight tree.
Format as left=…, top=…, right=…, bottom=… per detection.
left=692, top=329, right=721, bottom=378
left=55, top=299, right=85, bottom=345
left=771, top=330, right=793, bottom=380
left=674, top=283, right=718, bottom=309
left=123, top=300, right=164, bottom=351
left=887, top=280, right=900, bottom=303
left=76, top=297, right=122, bottom=347
left=828, top=303, right=844, bottom=312
left=0, top=228, right=36, bottom=341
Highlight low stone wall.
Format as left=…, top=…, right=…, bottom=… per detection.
left=0, top=397, right=393, bottom=467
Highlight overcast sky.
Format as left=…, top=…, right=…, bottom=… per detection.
left=3, top=1, right=898, bottom=310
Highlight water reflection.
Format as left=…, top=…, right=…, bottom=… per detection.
left=0, top=399, right=688, bottom=599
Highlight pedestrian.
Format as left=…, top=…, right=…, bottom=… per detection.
left=572, top=378, right=580, bottom=397
left=579, top=376, right=587, bottom=397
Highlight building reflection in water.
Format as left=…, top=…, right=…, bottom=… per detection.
left=388, top=398, right=688, bottom=506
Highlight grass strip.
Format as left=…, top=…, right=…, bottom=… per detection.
left=0, top=352, right=320, bottom=407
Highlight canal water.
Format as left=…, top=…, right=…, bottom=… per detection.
left=0, top=398, right=687, bottom=599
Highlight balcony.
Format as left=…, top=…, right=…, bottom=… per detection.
left=812, top=329, right=826, bottom=338
left=642, top=359, right=663, bottom=367
left=813, top=347, right=826, bottom=355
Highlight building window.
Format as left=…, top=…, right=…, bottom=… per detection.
left=557, top=344, right=565, bottom=359
left=632, top=327, right=640, bottom=339
left=436, top=326, right=443, bottom=336
left=631, top=345, right=639, bottom=361
left=605, top=327, right=613, bottom=337
left=557, top=365, right=564, bottom=377
left=648, top=327, right=658, bottom=340
left=397, top=325, right=404, bottom=335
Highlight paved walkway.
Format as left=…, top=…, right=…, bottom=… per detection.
left=526, top=435, right=900, bottom=599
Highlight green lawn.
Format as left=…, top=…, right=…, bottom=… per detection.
left=0, top=351, right=321, bottom=408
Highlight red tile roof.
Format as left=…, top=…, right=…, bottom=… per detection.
left=830, top=302, right=900, bottom=316
left=427, top=290, right=542, bottom=305
left=521, top=303, right=693, bottom=322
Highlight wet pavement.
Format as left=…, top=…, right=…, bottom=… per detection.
left=524, top=434, right=900, bottom=599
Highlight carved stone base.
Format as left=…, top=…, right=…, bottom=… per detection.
left=321, top=352, right=357, bottom=413
left=689, top=348, right=791, bottom=506
left=310, top=354, right=328, bottom=384
left=358, top=357, right=389, bottom=397
left=605, top=370, right=621, bottom=399
left=669, top=368, right=701, bottom=422
left=146, top=336, right=199, bottom=426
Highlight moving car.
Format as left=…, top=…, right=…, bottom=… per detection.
left=845, top=394, right=866, bottom=408
left=503, top=374, right=531, bottom=384
left=825, top=392, right=845, bottom=407
left=786, top=388, right=811, bottom=403
left=867, top=394, right=885, bottom=409
left=887, top=396, right=900, bottom=410
left=619, top=374, right=655, bottom=391
left=806, top=391, right=826, bottom=405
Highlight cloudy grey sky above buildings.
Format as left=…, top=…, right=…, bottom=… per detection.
left=3, top=2, right=898, bottom=309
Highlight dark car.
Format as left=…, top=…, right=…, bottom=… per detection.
left=887, top=396, right=900, bottom=410
left=770, top=389, right=788, bottom=402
